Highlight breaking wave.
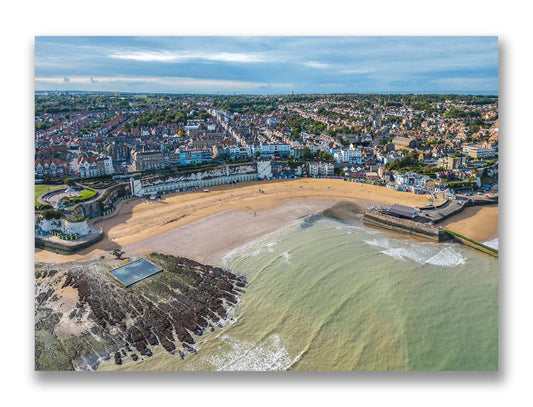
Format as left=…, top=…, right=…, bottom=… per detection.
left=364, top=238, right=465, bottom=267
left=207, top=333, right=292, bottom=371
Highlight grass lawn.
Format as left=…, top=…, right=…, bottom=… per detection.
left=35, top=184, right=63, bottom=207
left=70, top=189, right=96, bottom=202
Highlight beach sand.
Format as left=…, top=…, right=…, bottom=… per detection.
left=34, top=178, right=498, bottom=263
left=440, top=205, right=499, bottom=243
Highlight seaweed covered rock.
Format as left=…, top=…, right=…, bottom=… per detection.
left=34, top=254, right=246, bottom=371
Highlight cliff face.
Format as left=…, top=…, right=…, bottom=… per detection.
left=34, top=254, right=246, bottom=371
left=39, top=218, right=90, bottom=236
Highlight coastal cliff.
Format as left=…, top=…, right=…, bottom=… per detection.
left=34, top=253, right=246, bottom=371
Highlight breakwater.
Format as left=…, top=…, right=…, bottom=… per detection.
left=443, top=229, right=498, bottom=257
left=362, top=211, right=448, bottom=242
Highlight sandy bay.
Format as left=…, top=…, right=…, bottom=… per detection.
left=34, top=178, right=498, bottom=264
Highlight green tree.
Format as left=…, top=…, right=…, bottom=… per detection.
left=302, top=146, right=313, bottom=160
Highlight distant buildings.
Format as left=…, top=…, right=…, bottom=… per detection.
left=462, top=145, right=496, bottom=159
left=437, top=155, right=465, bottom=170
left=393, top=136, right=418, bottom=150
left=34, top=93, right=498, bottom=187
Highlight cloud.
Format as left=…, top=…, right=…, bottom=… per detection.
left=109, top=50, right=276, bottom=64
left=304, top=61, right=331, bottom=69
left=35, top=76, right=294, bottom=93
left=341, top=68, right=376, bottom=74
left=34, top=37, right=498, bottom=94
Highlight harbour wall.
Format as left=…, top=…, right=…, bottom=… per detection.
left=362, top=211, right=448, bottom=242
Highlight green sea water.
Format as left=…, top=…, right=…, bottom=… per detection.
left=104, top=216, right=498, bottom=371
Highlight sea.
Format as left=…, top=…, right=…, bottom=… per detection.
left=101, top=215, right=498, bottom=371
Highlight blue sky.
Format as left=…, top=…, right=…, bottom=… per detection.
left=34, top=36, right=498, bottom=94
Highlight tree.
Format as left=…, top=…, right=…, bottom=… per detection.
left=255, top=151, right=261, bottom=159
left=64, top=178, right=75, bottom=186
left=302, top=146, right=313, bottom=160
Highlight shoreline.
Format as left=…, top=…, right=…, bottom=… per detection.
left=34, top=179, right=498, bottom=264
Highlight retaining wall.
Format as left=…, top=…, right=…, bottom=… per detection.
left=35, top=229, right=104, bottom=254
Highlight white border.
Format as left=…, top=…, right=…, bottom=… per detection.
left=4, top=0, right=531, bottom=406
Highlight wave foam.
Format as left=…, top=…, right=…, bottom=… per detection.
left=483, top=238, right=499, bottom=250
left=365, top=238, right=465, bottom=267
left=207, top=333, right=292, bottom=371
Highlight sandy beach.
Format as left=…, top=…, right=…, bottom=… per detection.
left=440, top=205, right=499, bottom=243
left=34, top=178, right=498, bottom=264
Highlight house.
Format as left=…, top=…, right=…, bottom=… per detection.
left=77, top=156, right=99, bottom=178
left=35, top=159, right=68, bottom=180
left=393, top=171, right=430, bottom=188
left=333, top=149, right=362, bottom=164
left=462, top=145, right=496, bottom=159
left=308, top=162, right=334, bottom=177
left=392, top=136, right=418, bottom=150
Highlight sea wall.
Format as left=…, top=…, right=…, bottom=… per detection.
left=363, top=211, right=447, bottom=242
left=35, top=231, right=104, bottom=254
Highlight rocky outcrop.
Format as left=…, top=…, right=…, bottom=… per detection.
left=34, top=254, right=246, bottom=371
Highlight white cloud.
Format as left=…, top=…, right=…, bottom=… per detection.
left=34, top=76, right=293, bottom=92
left=304, top=61, right=331, bottom=69
left=109, top=50, right=276, bottom=63
left=341, top=68, right=376, bottom=74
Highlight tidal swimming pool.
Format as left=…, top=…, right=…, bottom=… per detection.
left=109, top=258, right=162, bottom=287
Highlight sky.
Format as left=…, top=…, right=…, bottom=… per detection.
left=34, top=36, right=498, bottom=95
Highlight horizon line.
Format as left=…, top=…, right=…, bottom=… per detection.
left=35, top=90, right=499, bottom=97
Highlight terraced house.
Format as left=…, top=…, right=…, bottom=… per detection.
left=35, top=159, right=69, bottom=180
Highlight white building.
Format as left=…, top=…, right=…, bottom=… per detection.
left=393, top=171, right=430, bottom=188
left=333, top=149, right=362, bottom=164
left=103, top=156, right=115, bottom=175
left=252, top=143, right=291, bottom=158
left=462, top=145, right=496, bottom=159
left=309, top=162, right=334, bottom=177
left=78, top=157, right=99, bottom=178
